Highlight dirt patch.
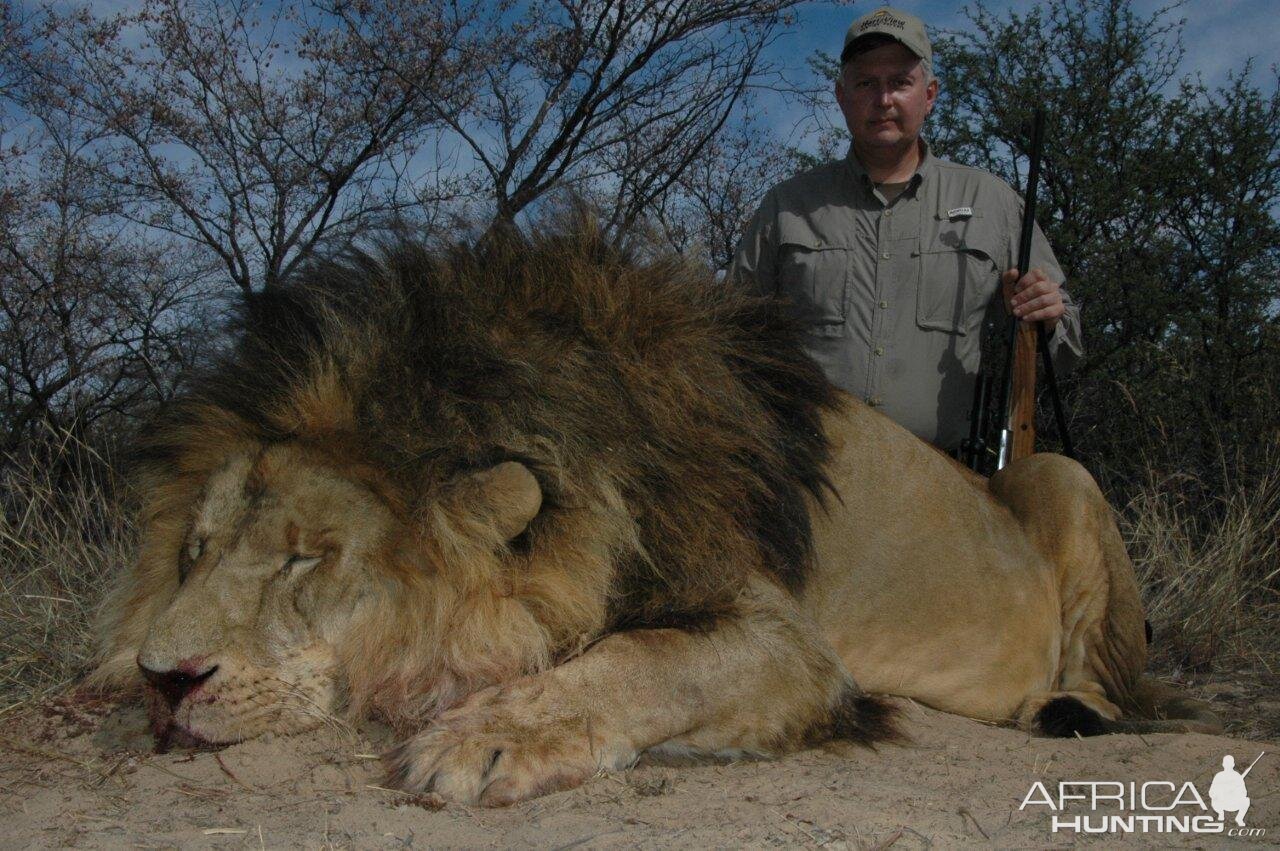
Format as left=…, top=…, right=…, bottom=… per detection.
left=2, top=699, right=1275, bottom=849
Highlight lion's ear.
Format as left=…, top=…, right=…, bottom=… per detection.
left=455, top=461, right=543, bottom=542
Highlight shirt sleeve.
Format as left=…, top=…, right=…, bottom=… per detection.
left=727, top=192, right=779, bottom=298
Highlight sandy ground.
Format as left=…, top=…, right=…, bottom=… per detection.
left=1, top=696, right=1276, bottom=849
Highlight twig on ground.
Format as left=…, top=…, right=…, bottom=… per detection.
left=957, top=806, right=989, bottom=839
left=870, top=827, right=903, bottom=850
left=214, top=753, right=252, bottom=791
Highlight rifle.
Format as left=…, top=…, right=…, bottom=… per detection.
left=964, top=109, right=1075, bottom=474
left=959, top=372, right=991, bottom=470
left=1241, top=751, right=1266, bottom=779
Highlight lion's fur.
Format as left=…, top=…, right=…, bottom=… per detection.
left=94, top=217, right=1219, bottom=800
left=96, top=219, right=840, bottom=730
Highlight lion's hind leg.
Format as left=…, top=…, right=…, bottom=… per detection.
left=993, top=454, right=1223, bottom=736
left=991, top=455, right=1145, bottom=720
left=385, top=578, right=897, bottom=805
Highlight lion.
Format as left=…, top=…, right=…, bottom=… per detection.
left=90, top=220, right=1220, bottom=806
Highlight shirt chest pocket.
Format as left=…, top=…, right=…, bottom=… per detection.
left=915, top=223, right=1001, bottom=335
left=777, top=240, right=850, bottom=338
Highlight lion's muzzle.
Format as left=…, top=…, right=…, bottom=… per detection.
left=139, top=660, right=219, bottom=710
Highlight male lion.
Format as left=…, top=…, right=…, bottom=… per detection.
left=92, top=222, right=1219, bottom=806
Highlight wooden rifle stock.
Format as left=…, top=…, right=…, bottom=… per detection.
left=1004, top=278, right=1038, bottom=462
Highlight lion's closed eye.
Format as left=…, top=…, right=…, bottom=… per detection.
left=282, top=554, right=323, bottom=576
left=178, top=536, right=206, bottom=582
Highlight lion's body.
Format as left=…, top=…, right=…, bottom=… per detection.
left=94, top=222, right=1218, bottom=806
left=807, top=404, right=1133, bottom=726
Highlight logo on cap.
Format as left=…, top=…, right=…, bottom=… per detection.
left=861, top=9, right=906, bottom=32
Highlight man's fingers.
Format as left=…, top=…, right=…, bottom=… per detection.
left=1018, top=302, right=1066, bottom=323
left=1012, top=267, right=1048, bottom=293
left=1012, top=278, right=1061, bottom=306
left=1014, top=283, right=1055, bottom=304
left=1013, top=292, right=1063, bottom=316
left=1006, top=268, right=1064, bottom=321
left=1024, top=305, right=1064, bottom=325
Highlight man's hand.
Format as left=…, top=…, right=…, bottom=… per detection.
left=1004, top=267, right=1065, bottom=332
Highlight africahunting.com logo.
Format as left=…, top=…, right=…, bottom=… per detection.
left=1020, top=752, right=1267, bottom=837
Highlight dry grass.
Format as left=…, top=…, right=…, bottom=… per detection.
left=0, top=432, right=135, bottom=716
left=1121, top=444, right=1280, bottom=739
left=1123, top=451, right=1280, bottom=678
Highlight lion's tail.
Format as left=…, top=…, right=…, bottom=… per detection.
left=806, top=683, right=904, bottom=748
left=1032, top=678, right=1223, bottom=737
left=1106, top=677, right=1224, bottom=735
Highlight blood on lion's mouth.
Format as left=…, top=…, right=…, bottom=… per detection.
left=143, top=682, right=231, bottom=752
left=150, top=718, right=227, bottom=753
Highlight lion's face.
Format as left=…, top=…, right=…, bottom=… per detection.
left=136, top=444, right=396, bottom=746
left=130, top=440, right=546, bottom=748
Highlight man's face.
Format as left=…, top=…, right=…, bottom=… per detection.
left=835, top=42, right=938, bottom=156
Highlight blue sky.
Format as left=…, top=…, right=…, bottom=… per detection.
left=48, top=0, right=1280, bottom=92
left=776, top=0, right=1280, bottom=87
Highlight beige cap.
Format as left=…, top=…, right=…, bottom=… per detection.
left=840, top=6, right=932, bottom=72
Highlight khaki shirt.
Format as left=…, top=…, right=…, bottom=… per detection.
left=729, top=142, right=1083, bottom=450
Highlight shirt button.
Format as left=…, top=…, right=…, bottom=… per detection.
left=878, top=300, right=888, bottom=309
left=874, top=346, right=884, bottom=356
left=884, top=209, right=893, bottom=218
left=881, top=252, right=890, bottom=260
left=868, top=396, right=883, bottom=407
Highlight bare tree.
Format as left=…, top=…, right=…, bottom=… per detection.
left=6, top=0, right=466, bottom=295
left=333, top=0, right=803, bottom=233
left=0, top=93, right=213, bottom=455
left=639, top=107, right=795, bottom=271
left=1, top=0, right=814, bottom=455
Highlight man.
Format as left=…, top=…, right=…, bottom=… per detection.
left=1209, top=755, right=1253, bottom=827
left=729, top=6, right=1083, bottom=453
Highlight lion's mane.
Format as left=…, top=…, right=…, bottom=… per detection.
left=100, top=218, right=839, bottom=723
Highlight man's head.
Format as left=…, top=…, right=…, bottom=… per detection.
left=835, top=7, right=938, bottom=161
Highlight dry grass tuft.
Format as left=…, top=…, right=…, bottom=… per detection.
left=0, top=431, right=135, bottom=716
left=1123, top=448, right=1280, bottom=679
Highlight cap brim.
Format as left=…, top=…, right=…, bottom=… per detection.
left=840, top=33, right=922, bottom=64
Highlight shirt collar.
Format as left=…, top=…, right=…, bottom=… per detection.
left=845, top=138, right=935, bottom=194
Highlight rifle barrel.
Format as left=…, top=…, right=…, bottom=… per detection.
left=1016, top=110, right=1045, bottom=281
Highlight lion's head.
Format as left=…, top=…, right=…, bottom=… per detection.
left=108, top=435, right=553, bottom=746
left=92, top=221, right=836, bottom=747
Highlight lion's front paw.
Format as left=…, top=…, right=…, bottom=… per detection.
left=384, top=680, right=633, bottom=806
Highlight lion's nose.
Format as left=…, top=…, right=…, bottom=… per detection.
left=138, top=662, right=219, bottom=709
